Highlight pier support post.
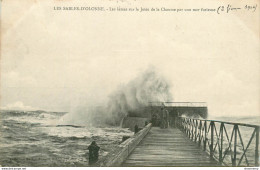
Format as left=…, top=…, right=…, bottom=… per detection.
left=256, top=126, right=259, bottom=167
left=191, top=119, right=194, bottom=140
left=232, top=125, right=238, bottom=167
left=204, top=121, right=207, bottom=151
left=219, top=123, right=224, bottom=164
left=198, top=120, right=202, bottom=146
left=210, top=122, right=214, bottom=159
left=195, top=120, right=198, bottom=142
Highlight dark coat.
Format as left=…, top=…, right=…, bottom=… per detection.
left=88, top=142, right=100, bottom=165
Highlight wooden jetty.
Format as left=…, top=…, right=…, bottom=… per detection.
left=96, top=116, right=259, bottom=167
left=123, top=127, right=219, bottom=167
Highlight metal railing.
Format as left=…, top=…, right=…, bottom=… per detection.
left=177, top=117, right=259, bottom=167
left=148, top=102, right=207, bottom=107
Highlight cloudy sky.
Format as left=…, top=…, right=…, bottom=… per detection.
left=1, top=0, right=259, bottom=117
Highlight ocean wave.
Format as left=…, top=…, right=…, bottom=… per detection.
left=2, top=114, right=60, bottom=127
left=56, top=125, right=85, bottom=128
left=1, top=110, right=66, bottom=119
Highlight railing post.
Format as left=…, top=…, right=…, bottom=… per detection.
left=195, top=120, right=198, bottom=142
left=188, top=119, right=191, bottom=138
left=183, top=118, right=186, bottom=131
left=219, top=123, right=224, bottom=164
left=204, top=121, right=207, bottom=151
left=210, top=121, right=214, bottom=159
left=256, top=126, right=259, bottom=167
left=180, top=117, right=183, bottom=129
left=186, top=119, right=189, bottom=135
left=191, top=119, right=194, bottom=140
left=198, top=120, right=202, bottom=146
left=181, top=118, right=185, bottom=133
left=233, top=125, right=238, bottom=167
left=186, top=119, right=188, bottom=132
left=185, top=119, right=187, bottom=135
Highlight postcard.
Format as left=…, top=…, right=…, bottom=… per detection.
left=1, top=0, right=259, bottom=168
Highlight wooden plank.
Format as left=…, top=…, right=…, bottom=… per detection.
left=122, top=127, right=219, bottom=167
left=123, top=162, right=220, bottom=167
left=124, top=160, right=216, bottom=164
left=128, top=154, right=208, bottom=157
left=128, top=151, right=209, bottom=155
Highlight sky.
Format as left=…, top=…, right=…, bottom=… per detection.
left=1, top=0, right=259, bottom=117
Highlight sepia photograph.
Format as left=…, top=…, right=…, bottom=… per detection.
left=0, top=0, right=259, bottom=168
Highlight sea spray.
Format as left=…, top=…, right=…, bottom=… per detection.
left=60, top=67, right=173, bottom=126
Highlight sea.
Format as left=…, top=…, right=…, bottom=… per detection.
left=0, top=110, right=133, bottom=167
left=0, top=110, right=259, bottom=167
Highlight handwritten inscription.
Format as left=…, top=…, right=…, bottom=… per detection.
left=217, top=5, right=241, bottom=14
left=245, top=4, right=257, bottom=12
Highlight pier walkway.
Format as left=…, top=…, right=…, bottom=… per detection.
left=96, top=116, right=259, bottom=167
left=122, top=127, right=219, bottom=167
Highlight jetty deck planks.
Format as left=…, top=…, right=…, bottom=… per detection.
left=122, top=127, right=220, bottom=167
